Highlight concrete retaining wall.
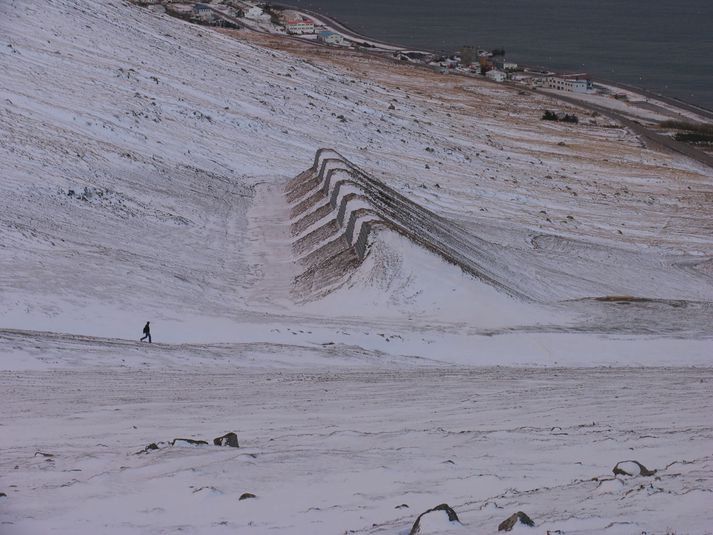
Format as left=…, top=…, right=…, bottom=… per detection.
left=285, top=148, right=528, bottom=301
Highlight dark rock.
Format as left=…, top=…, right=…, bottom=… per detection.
left=136, top=442, right=160, bottom=454
left=612, top=460, right=656, bottom=477
left=170, top=438, right=208, bottom=446
left=395, top=503, right=409, bottom=509
left=34, top=451, right=54, bottom=457
left=499, top=511, right=535, bottom=531
left=0, top=492, right=6, bottom=498
left=409, top=503, right=460, bottom=535
left=239, top=492, right=256, bottom=501
left=213, top=432, right=239, bottom=448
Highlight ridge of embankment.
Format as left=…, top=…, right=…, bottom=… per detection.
left=285, top=149, right=530, bottom=302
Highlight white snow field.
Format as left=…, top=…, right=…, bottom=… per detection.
left=1, top=0, right=712, bottom=533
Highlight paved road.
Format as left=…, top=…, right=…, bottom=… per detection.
left=507, top=83, right=713, bottom=169
left=598, top=79, right=713, bottom=122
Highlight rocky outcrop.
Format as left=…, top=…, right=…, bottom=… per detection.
left=213, top=432, right=239, bottom=448
left=408, top=503, right=461, bottom=535
left=498, top=511, right=535, bottom=531
left=170, top=438, right=209, bottom=446
left=239, top=492, right=256, bottom=501
left=139, top=433, right=240, bottom=451
left=612, top=460, right=656, bottom=477
left=136, top=442, right=160, bottom=454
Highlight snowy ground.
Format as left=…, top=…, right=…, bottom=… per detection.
left=1, top=0, right=712, bottom=533
left=2, top=331, right=712, bottom=535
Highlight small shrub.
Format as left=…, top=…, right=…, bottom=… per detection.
left=542, top=110, right=578, bottom=123
left=674, top=132, right=713, bottom=143
left=660, top=120, right=713, bottom=135
left=561, top=113, right=579, bottom=123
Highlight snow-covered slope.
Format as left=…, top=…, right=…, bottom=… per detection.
left=1, top=1, right=712, bottom=532
left=2, top=0, right=712, bottom=349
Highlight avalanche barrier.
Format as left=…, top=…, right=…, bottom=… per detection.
left=285, top=149, right=529, bottom=302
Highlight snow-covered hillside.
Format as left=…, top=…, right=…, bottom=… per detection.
left=2, top=0, right=712, bottom=348
left=1, top=0, right=712, bottom=533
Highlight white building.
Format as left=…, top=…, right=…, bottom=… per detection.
left=284, top=16, right=314, bottom=34
left=542, top=74, right=592, bottom=93
left=503, top=62, right=519, bottom=71
left=316, top=31, right=345, bottom=45
left=486, top=69, right=506, bottom=82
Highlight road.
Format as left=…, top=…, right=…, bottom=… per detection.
left=506, top=83, right=713, bottom=169
left=205, top=7, right=712, bottom=169
left=598, top=78, right=713, bottom=122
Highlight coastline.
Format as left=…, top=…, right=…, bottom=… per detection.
left=273, top=3, right=712, bottom=114
left=228, top=3, right=713, bottom=168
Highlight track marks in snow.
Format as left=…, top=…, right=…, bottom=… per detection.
left=1, top=366, right=711, bottom=534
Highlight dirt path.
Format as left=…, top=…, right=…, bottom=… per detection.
left=244, top=180, right=297, bottom=310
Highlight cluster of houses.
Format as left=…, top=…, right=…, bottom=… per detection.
left=180, top=2, right=595, bottom=93
left=437, top=50, right=520, bottom=83
left=436, top=48, right=594, bottom=92
left=164, top=2, right=352, bottom=47
left=189, top=2, right=257, bottom=26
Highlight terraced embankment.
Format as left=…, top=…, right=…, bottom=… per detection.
left=286, top=148, right=529, bottom=301
left=283, top=149, right=713, bottom=338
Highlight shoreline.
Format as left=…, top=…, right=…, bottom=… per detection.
left=272, top=3, right=712, bottom=115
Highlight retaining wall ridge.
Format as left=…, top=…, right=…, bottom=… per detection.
left=285, top=148, right=530, bottom=301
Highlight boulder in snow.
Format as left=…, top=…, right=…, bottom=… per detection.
left=612, top=460, right=656, bottom=477
left=239, top=492, right=256, bottom=501
left=408, top=503, right=461, bottom=535
left=498, top=511, right=535, bottom=531
left=135, top=442, right=160, bottom=454
left=170, top=438, right=208, bottom=447
left=213, top=432, right=239, bottom=448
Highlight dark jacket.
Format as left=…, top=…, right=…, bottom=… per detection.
left=143, top=322, right=150, bottom=334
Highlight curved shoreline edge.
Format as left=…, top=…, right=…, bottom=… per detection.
left=271, top=3, right=712, bottom=115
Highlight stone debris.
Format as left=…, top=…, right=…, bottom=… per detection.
left=498, top=511, right=535, bottom=531
left=408, top=503, right=460, bottom=535
left=213, top=432, right=239, bottom=448
left=612, top=460, right=657, bottom=477
left=170, top=438, right=209, bottom=446
left=135, top=442, right=161, bottom=454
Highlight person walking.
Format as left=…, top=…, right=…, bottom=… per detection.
left=140, top=321, right=151, bottom=343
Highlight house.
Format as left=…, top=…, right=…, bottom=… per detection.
left=193, top=3, right=216, bottom=22
left=486, top=69, right=506, bottom=82
left=503, top=62, right=519, bottom=71
left=543, top=74, right=592, bottom=93
left=244, top=5, right=265, bottom=19
left=285, top=16, right=314, bottom=34
left=317, top=31, right=345, bottom=45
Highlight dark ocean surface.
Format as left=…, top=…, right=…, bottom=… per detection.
left=287, top=0, right=713, bottom=110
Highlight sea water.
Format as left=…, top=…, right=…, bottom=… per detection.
left=288, top=0, right=713, bottom=109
